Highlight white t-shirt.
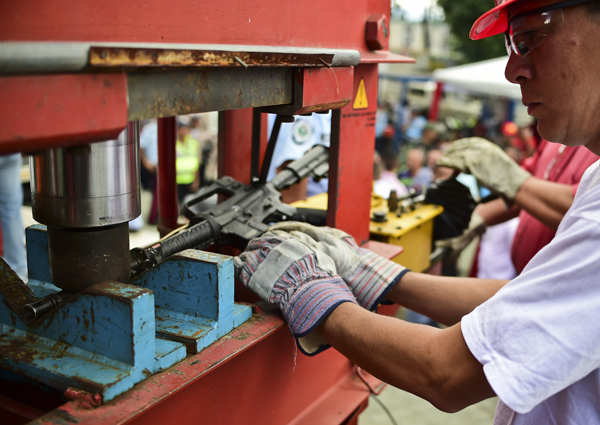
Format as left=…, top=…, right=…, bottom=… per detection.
left=462, top=160, right=600, bottom=424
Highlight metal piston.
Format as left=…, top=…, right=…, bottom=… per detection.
left=29, top=123, right=140, bottom=291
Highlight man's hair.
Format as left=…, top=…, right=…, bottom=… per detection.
left=585, top=2, right=600, bottom=22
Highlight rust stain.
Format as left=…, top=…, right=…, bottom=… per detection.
left=89, top=47, right=334, bottom=69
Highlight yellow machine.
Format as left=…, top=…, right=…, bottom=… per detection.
left=292, top=191, right=443, bottom=273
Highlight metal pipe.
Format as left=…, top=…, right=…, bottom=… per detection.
left=29, top=123, right=140, bottom=227
left=22, top=291, right=76, bottom=322
left=157, top=117, right=179, bottom=235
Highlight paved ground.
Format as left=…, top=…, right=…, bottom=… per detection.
left=359, top=385, right=496, bottom=425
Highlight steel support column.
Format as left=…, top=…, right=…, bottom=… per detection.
left=327, top=63, right=379, bottom=245
left=157, top=117, right=179, bottom=235
left=218, top=109, right=267, bottom=185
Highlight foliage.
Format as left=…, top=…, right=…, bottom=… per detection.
left=437, top=0, right=507, bottom=62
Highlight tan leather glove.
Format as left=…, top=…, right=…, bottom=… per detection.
left=436, top=137, right=531, bottom=200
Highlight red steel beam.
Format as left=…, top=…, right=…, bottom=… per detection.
left=157, top=117, right=179, bottom=234
left=0, top=74, right=128, bottom=155
left=218, top=109, right=267, bottom=185
left=0, top=1, right=392, bottom=57
left=327, top=64, right=379, bottom=245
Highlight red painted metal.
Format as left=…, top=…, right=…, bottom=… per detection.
left=365, top=14, right=389, bottom=51
left=293, top=67, right=354, bottom=114
left=0, top=74, right=128, bottom=155
left=327, top=64, right=379, bottom=245
left=0, top=2, right=417, bottom=424
left=429, top=81, right=444, bottom=122
left=1, top=1, right=392, bottom=58
left=0, top=394, right=45, bottom=422
left=218, top=109, right=254, bottom=184
left=218, top=109, right=268, bottom=185
left=157, top=117, right=179, bottom=235
left=26, top=310, right=381, bottom=425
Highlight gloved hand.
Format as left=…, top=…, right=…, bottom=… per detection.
left=435, top=211, right=487, bottom=262
left=436, top=137, right=531, bottom=200
left=269, top=222, right=409, bottom=311
left=234, top=230, right=357, bottom=356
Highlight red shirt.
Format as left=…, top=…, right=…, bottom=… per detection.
left=511, top=140, right=599, bottom=273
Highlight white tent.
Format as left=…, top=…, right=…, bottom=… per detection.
left=432, top=57, right=522, bottom=100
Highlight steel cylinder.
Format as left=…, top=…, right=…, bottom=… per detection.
left=29, top=123, right=140, bottom=228
left=47, top=224, right=131, bottom=291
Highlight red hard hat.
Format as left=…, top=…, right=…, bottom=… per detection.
left=470, top=0, right=536, bottom=40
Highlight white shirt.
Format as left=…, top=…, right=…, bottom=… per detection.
left=266, top=113, right=331, bottom=181
left=462, top=160, right=600, bottom=424
left=477, top=218, right=519, bottom=280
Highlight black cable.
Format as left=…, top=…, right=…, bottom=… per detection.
left=369, top=393, right=399, bottom=425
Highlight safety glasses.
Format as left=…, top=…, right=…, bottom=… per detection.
left=505, top=0, right=599, bottom=58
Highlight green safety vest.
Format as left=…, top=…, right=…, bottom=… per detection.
left=176, top=136, right=200, bottom=185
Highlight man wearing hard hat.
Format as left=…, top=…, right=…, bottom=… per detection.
left=235, top=1, right=600, bottom=423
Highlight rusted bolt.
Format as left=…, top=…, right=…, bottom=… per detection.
left=234, top=56, right=249, bottom=69
left=365, top=14, right=389, bottom=51
left=318, top=57, right=331, bottom=68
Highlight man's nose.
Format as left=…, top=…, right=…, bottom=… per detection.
left=505, top=53, right=533, bottom=84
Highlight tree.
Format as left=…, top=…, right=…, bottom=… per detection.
left=437, top=0, right=507, bottom=62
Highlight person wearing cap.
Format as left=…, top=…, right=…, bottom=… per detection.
left=235, top=1, right=600, bottom=422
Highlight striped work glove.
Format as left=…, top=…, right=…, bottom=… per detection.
left=234, top=230, right=357, bottom=356
left=269, top=222, right=409, bottom=311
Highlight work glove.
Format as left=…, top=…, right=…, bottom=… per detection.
left=435, top=211, right=487, bottom=262
left=269, top=222, right=409, bottom=311
left=234, top=231, right=357, bottom=356
left=436, top=137, right=531, bottom=200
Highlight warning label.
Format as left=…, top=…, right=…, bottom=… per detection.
left=353, top=78, right=369, bottom=109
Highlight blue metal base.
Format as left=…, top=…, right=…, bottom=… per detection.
left=0, top=225, right=252, bottom=402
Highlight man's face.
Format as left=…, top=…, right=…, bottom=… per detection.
left=406, top=150, right=423, bottom=172
left=505, top=1, right=600, bottom=153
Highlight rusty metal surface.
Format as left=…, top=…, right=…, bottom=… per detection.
left=0, top=257, right=36, bottom=321
left=0, top=42, right=361, bottom=75
left=90, top=46, right=336, bottom=68
left=127, top=67, right=294, bottom=121
left=25, top=307, right=382, bottom=425
left=30, top=310, right=285, bottom=424
left=46, top=224, right=130, bottom=291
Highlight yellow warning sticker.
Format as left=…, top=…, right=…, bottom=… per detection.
left=353, top=78, right=369, bottom=109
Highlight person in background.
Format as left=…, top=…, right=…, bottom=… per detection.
left=474, top=138, right=599, bottom=275
left=398, top=148, right=434, bottom=192
left=0, top=154, right=27, bottom=281
left=402, top=108, right=428, bottom=144
left=373, top=153, right=409, bottom=199
left=189, top=115, right=217, bottom=187
left=266, top=112, right=331, bottom=203
left=128, top=119, right=159, bottom=231
left=175, top=119, right=201, bottom=204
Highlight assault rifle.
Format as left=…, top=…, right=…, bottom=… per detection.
left=129, top=144, right=330, bottom=277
